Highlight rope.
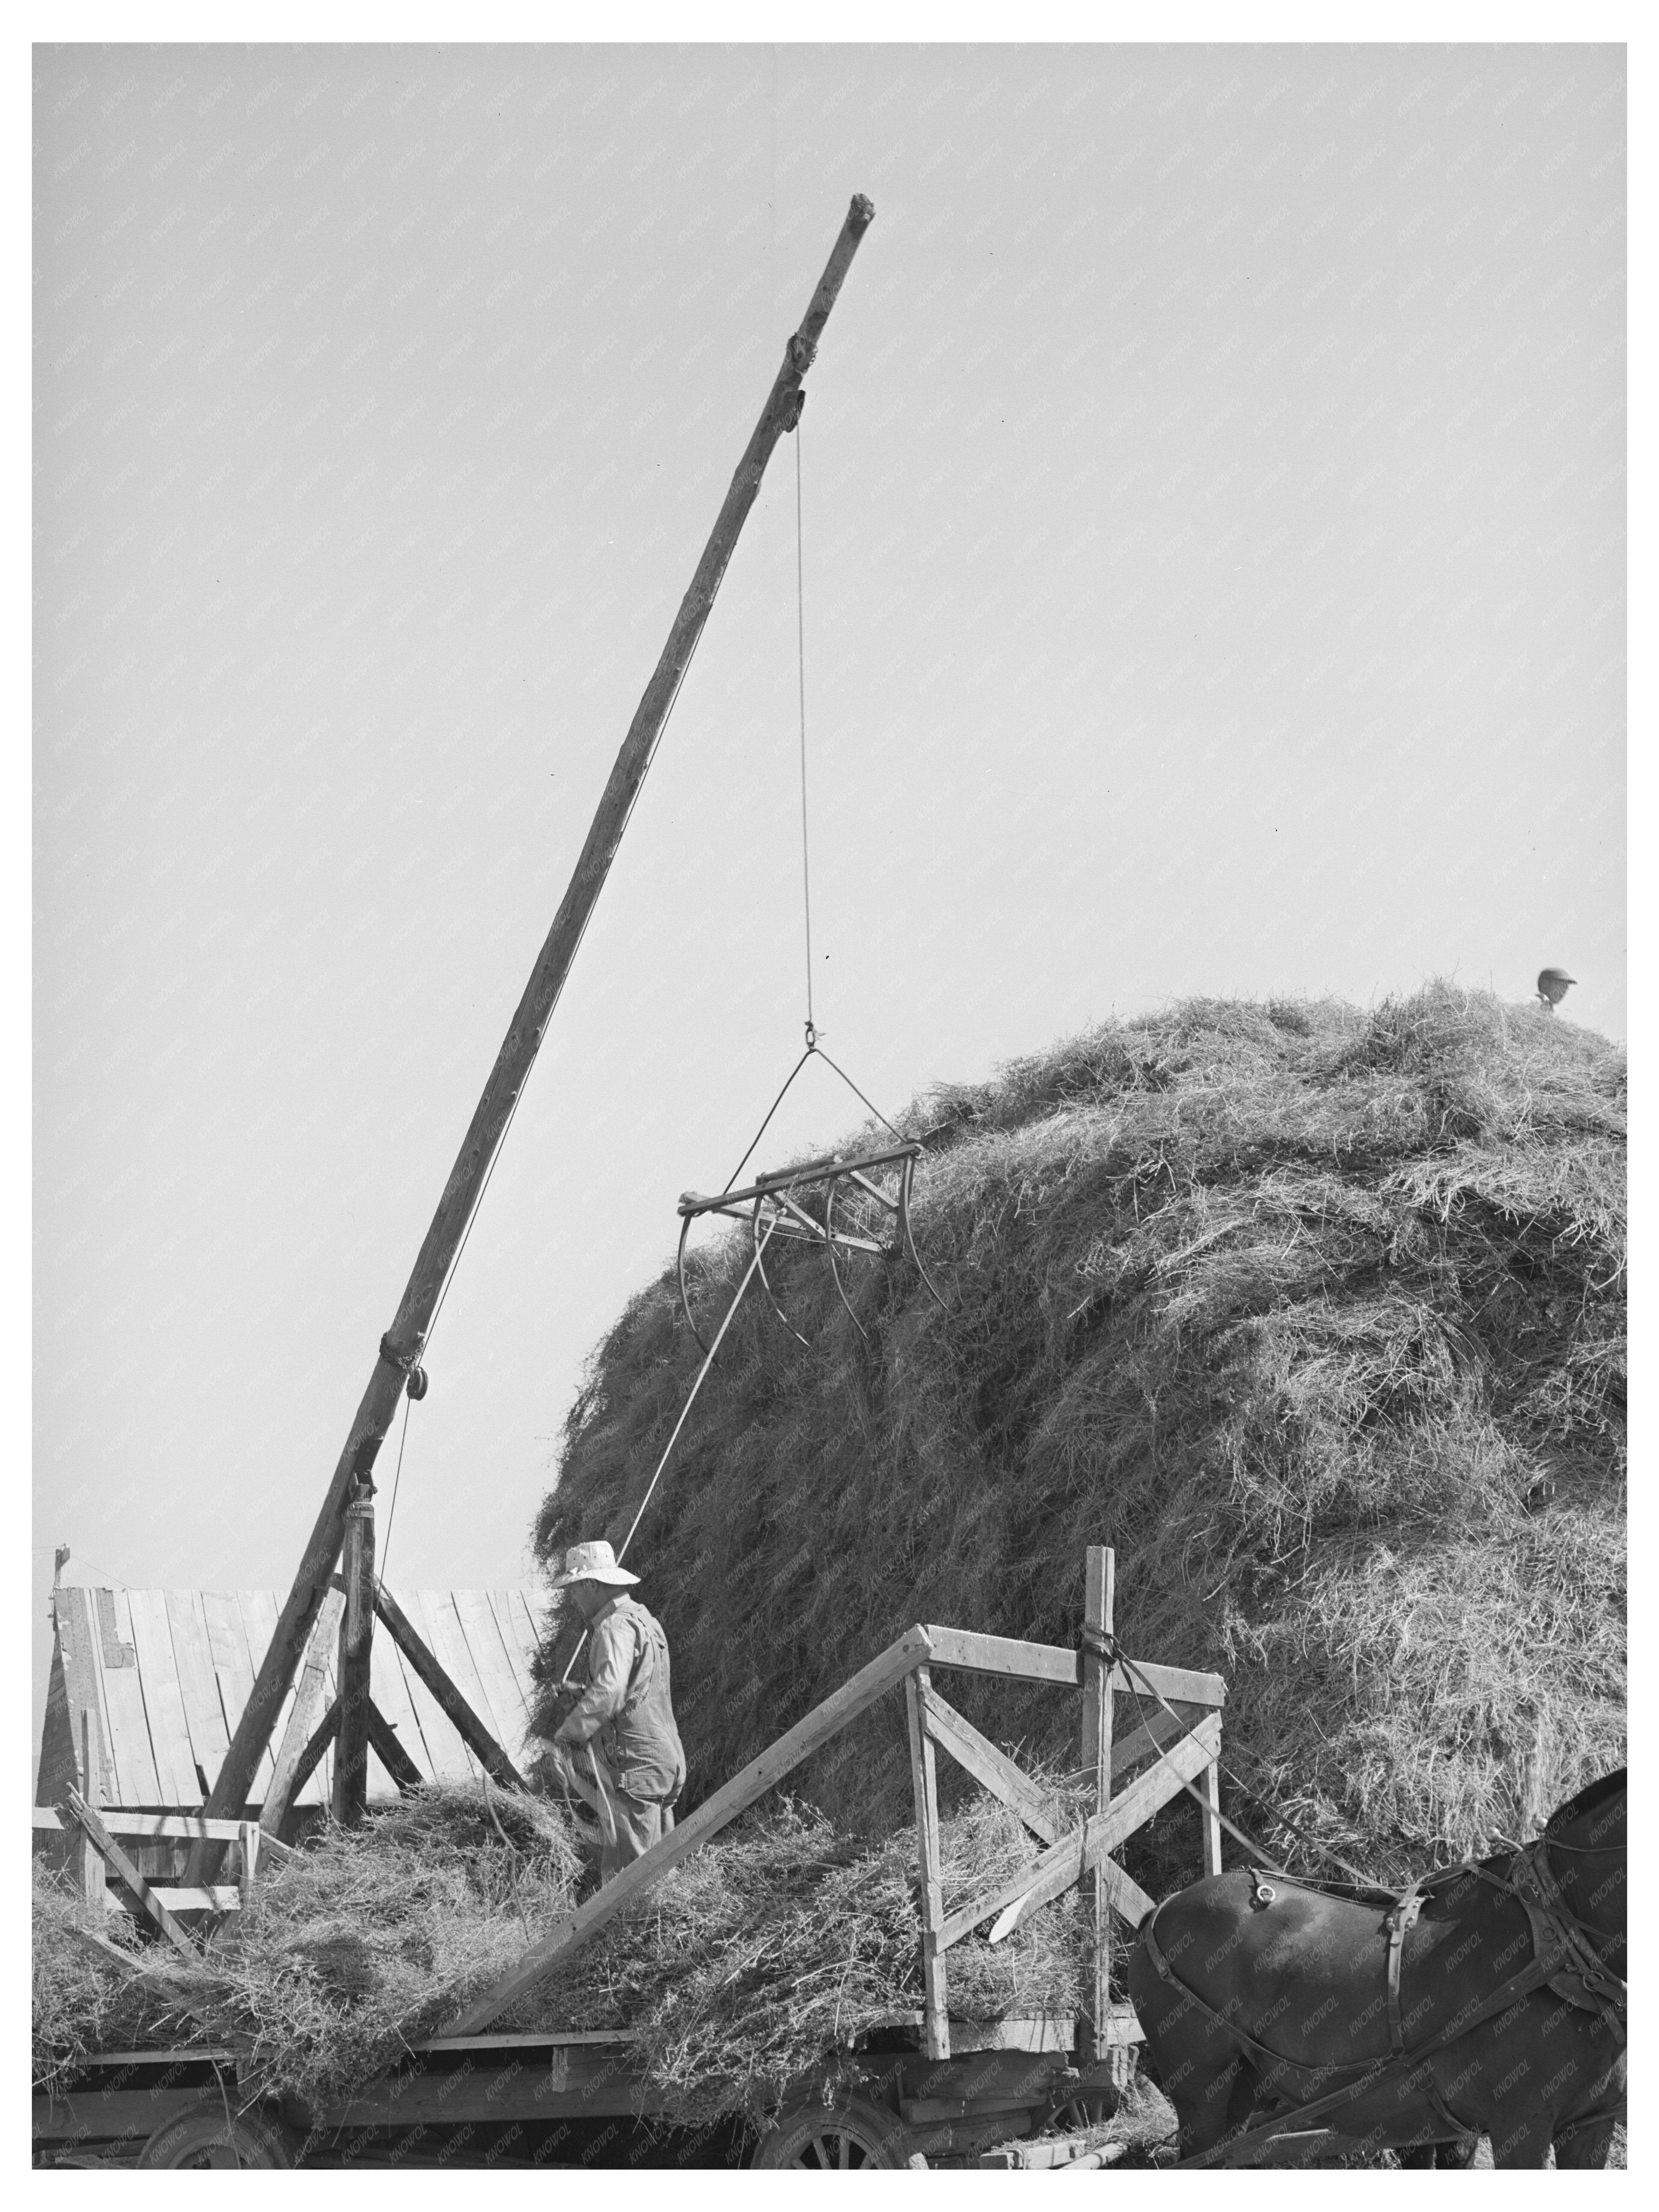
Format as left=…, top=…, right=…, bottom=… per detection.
left=795, top=423, right=813, bottom=1038
left=375, top=1391, right=415, bottom=1589
left=811, top=1046, right=908, bottom=1145
left=1102, top=1633, right=1375, bottom=1889
left=557, top=1213, right=780, bottom=1689
left=720, top=1046, right=813, bottom=1196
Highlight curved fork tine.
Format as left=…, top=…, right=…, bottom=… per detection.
left=677, top=1214, right=713, bottom=1356
left=900, top=1153, right=949, bottom=1311
left=754, top=1194, right=812, bottom=1349
left=822, top=1175, right=869, bottom=1343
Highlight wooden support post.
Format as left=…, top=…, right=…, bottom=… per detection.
left=905, top=1665, right=951, bottom=2061
left=1081, top=1546, right=1115, bottom=2060
left=236, top=1822, right=260, bottom=1915
left=195, top=197, right=877, bottom=1840
left=1200, top=1743, right=1225, bottom=1879
left=261, top=1586, right=346, bottom=1841
left=332, top=1485, right=376, bottom=1824
left=77, top=1710, right=106, bottom=1913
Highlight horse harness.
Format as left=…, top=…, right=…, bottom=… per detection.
left=1141, top=1830, right=1627, bottom=2164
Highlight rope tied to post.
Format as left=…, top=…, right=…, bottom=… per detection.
left=378, top=1333, right=428, bottom=1401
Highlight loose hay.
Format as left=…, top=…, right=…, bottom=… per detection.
left=31, top=1869, right=189, bottom=2091
left=33, top=1781, right=1084, bottom=2119
left=521, top=1787, right=1087, bottom=2120
left=535, top=985, right=1625, bottom=1888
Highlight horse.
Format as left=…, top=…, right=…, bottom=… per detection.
left=1126, top=1768, right=1626, bottom=2169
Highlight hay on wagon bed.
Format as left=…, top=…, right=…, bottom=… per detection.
left=32, top=1867, right=193, bottom=2092
left=34, top=1780, right=1085, bottom=2120
left=533, top=984, right=1625, bottom=1890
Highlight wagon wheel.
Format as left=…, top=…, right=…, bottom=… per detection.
left=750, top=2094, right=908, bottom=2169
left=136, top=2096, right=297, bottom=2169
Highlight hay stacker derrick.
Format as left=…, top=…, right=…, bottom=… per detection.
left=36, top=196, right=1229, bottom=2172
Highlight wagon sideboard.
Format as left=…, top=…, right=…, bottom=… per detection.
left=33, top=2013, right=1133, bottom=2165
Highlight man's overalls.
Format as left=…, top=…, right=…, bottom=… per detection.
left=555, top=1592, right=687, bottom=1880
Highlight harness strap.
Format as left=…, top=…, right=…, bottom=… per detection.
left=1385, top=1889, right=1424, bottom=2058
left=1146, top=1856, right=1625, bottom=2171
left=1172, top=1941, right=1570, bottom=2169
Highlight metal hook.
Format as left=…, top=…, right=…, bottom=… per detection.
left=676, top=1212, right=713, bottom=1356
left=821, top=1174, right=869, bottom=1343
left=753, top=1193, right=812, bottom=1348
left=899, top=1152, right=948, bottom=1311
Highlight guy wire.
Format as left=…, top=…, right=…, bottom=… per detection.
left=796, top=424, right=813, bottom=1036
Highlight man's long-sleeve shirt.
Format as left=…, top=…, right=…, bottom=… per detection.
left=553, top=1594, right=686, bottom=1805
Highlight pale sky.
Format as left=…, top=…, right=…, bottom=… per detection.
left=31, top=40, right=1625, bottom=1756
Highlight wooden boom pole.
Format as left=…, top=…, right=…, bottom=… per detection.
left=200, top=194, right=876, bottom=1826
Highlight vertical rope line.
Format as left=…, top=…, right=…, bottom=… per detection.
left=375, top=1392, right=414, bottom=1589
left=557, top=1217, right=780, bottom=1689
left=795, top=425, right=813, bottom=1035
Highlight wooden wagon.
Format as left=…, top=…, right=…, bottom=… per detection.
left=34, top=1548, right=1228, bottom=2170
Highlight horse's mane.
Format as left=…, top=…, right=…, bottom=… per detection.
left=1544, top=1765, right=1626, bottom=1837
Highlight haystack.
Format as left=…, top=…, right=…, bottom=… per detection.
left=533, top=986, right=1626, bottom=1888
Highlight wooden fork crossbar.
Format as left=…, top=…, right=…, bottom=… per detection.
left=676, top=1140, right=923, bottom=1218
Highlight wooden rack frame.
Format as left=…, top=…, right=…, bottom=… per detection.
left=446, top=1546, right=1225, bottom=2056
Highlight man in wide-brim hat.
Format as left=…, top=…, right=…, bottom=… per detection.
left=548, top=1540, right=687, bottom=1881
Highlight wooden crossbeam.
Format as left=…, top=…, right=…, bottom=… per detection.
left=937, top=1715, right=1221, bottom=1950
left=65, top=1789, right=197, bottom=1960
left=919, top=1681, right=1059, bottom=1845
left=30, top=1814, right=266, bottom=1849
left=443, top=1626, right=934, bottom=2037
left=923, top=1625, right=1080, bottom=1687
left=922, top=1623, right=1226, bottom=1708
left=32, top=1807, right=292, bottom=1846
left=106, top=1885, right=241, bottom=1914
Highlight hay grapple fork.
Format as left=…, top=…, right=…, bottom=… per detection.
left=677, top=1140, right=944, bottom=1352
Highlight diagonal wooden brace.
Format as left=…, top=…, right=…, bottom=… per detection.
left=919, top=1680, right=1059, bottom=1845
left=371, top=1583, right=524, bottom=1791
left=443, top=1625, right=933, bottom=2037
left=284, top=1695, right=343, bottom=1815
left=937, top=1714, right=1222, bottom=1950
left=367, top=1700, right=425, bottom=1794
left=66, top=1788, right=197, bottom=1961
left=261, top=1585, right=346, bottom=1841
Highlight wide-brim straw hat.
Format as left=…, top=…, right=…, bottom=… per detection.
left=551, top=1539, right=640, bottom=1590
